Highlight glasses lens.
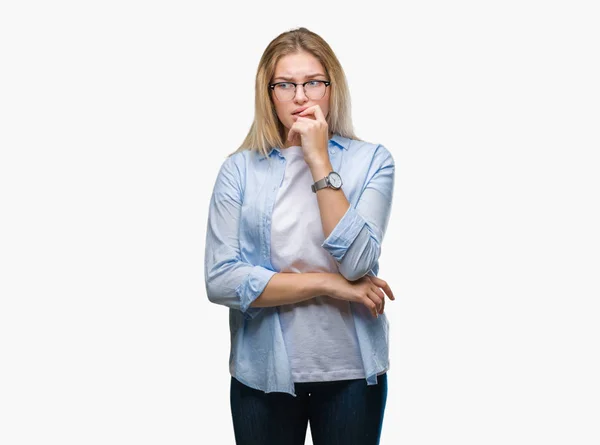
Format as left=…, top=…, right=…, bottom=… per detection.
left=305, top=81, right=326, bottom=100
left=274, top=83, right=295, bottom=101
left=273, top=81, right=327, bottom=101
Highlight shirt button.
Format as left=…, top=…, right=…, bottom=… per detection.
left=329, top=149, right=335, bottom=154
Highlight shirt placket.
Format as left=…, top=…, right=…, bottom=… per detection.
left=264, top=153, right=286, bottom=270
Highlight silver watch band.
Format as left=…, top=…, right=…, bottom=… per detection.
left=311, top=177, right=329, bottom=193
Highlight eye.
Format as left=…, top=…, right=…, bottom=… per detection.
left=307, top=80, right=321, bottom=87
left=276, top=83, right=292, bottom=89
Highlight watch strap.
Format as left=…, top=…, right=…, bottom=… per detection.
left=311, top=177, right=329, bottom=193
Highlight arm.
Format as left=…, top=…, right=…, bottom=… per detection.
left=250, top=272, right=334, bottom=307
left=313, top=145, right=395, bottom=281
left=204, top=155, right=277, bottom=320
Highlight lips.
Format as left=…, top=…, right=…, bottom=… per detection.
left=292, top=106, right=309, bottom=115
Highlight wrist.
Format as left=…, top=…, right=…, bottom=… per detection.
left=317, top=273, right=337, bottom=298
left=309, top=161, right=333, bottom=181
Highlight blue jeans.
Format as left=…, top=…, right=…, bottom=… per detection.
left=230, top=373, right=388, bottom=445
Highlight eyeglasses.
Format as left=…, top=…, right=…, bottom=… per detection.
left=269, top=80, right=331, bottom=102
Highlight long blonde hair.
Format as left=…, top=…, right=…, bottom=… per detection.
left=229, top=27, right=361, bottom=158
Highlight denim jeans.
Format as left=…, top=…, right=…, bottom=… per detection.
left=230, top=372, right=388, bottom=445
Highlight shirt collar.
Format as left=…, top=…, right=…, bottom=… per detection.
left=259, top=133, right=350, bottom=161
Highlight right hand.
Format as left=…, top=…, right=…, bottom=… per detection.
left=326, top=274, right=395, bottom=319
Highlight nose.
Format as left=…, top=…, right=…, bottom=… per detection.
left=293, top=84, right=309, bottom=104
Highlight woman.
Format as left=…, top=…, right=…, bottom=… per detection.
left=204, top=27, right=396, bottom=445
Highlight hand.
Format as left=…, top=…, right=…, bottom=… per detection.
left=287, top=105, right=329, bottom=165
left=325, top=273, right=395, bottom=319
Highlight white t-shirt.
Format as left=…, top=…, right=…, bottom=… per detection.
left=270, top=145, right=366, bottom=383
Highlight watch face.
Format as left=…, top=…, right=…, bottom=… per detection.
left=328, top=172, right=342, bottom=189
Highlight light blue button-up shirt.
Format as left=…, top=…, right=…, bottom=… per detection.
left=204, top=133, right=395, bottom=396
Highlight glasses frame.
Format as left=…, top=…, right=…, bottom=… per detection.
left=268, top=80, right=331, bottom=102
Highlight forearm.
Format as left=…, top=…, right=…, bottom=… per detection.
left=314, top=147, right=395, bottom=282
left=309, top=159, right=350, bottom=239
left=250, top=272, right=334, bottom=308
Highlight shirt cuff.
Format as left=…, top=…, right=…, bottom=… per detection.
left=321, top=206, right=367, bottom=262
left=236, top=265, right=277, bottom=320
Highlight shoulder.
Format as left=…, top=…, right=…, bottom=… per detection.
left=343, top=136, right=395, bottom=167
left=212, top=151, right=250, bottom=197
left=219, top=150, right=249, bottom=177
left=226, top=148, right=266, bottom=171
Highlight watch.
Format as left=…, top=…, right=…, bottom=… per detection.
left=311, top=171, right=343, bottom=193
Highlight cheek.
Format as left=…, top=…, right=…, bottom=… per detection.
left=270, top=96, right=283, bottom=117
left=273, top=103, right=287, bottom=122
left=320, top=94, right=331, bottom=117
left=275, top=106, right=291, bottom=127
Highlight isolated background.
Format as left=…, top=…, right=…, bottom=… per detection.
left=1, top=1, right=599, bottom=444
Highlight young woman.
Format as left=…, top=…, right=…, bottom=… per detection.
left=204, top=27, right=396, bottom=445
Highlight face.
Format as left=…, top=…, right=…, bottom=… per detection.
left=270, top=51, right=331, bottom=147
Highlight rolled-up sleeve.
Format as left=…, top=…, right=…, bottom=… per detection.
left=204, top=155, right=276, bottom=320
left=321, top=145, right=395, bottom=281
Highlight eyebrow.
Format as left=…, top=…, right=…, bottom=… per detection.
left=273, top=73, right=327, bottom=81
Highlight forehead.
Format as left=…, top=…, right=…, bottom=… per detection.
left=273, top=52, right=326, bottom=78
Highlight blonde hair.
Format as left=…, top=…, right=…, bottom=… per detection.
left=229, top=27, right=361, bottom=159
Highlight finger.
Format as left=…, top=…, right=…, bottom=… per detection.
left=294, top=116, right=315, bottom=125
left=298, top=105, right=325, bottom=121
left=383, top=282, right=395, bottom=301
left=361, top=295, right=378, bottom=318
left=367, top=289, right=383, bottom=315
left=371, top=285, right=385, bottom=301
left=370, top=276, right=395, bottom=300
left=372, top=283, right=392, bottom=306
left=287, top=121, right=307, bottom=141
left=371, top=285, right=386, bottom=312
left=379, top=297, right=385, bottom=315
left=298, top=108, right=317, bottom=120
left=287, top=124, right=300, bottom=142
left=371, top=285, right=386, bottom=314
